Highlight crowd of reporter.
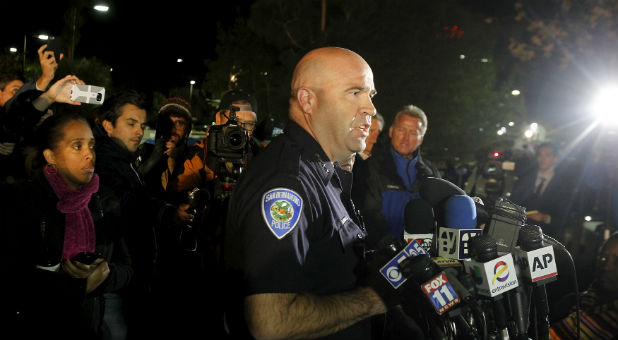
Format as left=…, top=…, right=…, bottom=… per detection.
left=1, top=44, right=617, bottom=340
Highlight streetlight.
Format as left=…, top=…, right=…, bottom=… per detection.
left=511, top=89, right=521, bottom=96
left=94, top=4, right=109, bottom=12
left=9, top=47, right=17, bottom=53
left=189, top=80, right=196, bottom=102
left=591, top=85, right=618, bottom=127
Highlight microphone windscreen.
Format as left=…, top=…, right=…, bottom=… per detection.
left=469, top=234, right=498, bottom=262
left=419, top=177, right=466, bottom=206
left=400, top=254, right=438, bottom=283
left=518, top=224, right=544, bottom=250
left=444, top=195, right=477, bottom=229
left=404, top=198, right=435, bottom=234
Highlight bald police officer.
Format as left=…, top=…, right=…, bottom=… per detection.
left=224, top=47, right=391, bottom=339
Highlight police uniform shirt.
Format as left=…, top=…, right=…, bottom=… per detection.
left=225, top=120, right=368, bottom=298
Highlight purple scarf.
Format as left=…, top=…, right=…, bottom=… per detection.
left=43, top=164, right=99, bottom=260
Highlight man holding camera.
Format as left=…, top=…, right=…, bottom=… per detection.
left=169, top=89, right=259, bottom=194
left=223, top=47, right=398, bottom=339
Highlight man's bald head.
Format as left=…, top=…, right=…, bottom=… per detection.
left=291, top=47, right=369, bottom=96
left=287, top=46, right=377, bottom=163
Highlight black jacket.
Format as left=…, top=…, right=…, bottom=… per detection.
left=92, top=124, right=175, bottom=288
left=510, top=165, right=575, bottom=240
left=0, top=171, right=132, bottom=340
left=357, top=133, right=441, bottom=248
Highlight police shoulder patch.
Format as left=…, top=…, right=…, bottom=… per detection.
left=261, top=187, right=303, bottom=239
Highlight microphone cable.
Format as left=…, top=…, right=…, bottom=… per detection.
left=543, top=234, right=581, bottom=339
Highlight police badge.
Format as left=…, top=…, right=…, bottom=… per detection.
left=262, top=188, right=303, bottom=239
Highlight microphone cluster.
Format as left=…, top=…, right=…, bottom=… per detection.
left=370, top=177, right=565, bottom=340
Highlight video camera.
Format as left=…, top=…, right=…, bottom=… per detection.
left=207, top=106, right=251, bottom=200
left=465, top=150, right=517, bottom=207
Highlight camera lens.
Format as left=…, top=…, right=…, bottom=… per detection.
left=230, top=133, right=244, bottom=147
left=96, top=93, right=102, bottom=101
left=224, top=127, right=247, bottom=150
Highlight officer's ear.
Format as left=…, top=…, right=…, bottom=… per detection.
left=296, top=87, right=315, bottom=115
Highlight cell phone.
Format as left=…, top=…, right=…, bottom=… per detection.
left=70, top=84, right=105, bottom=104
left=71, top=251, right=102, bottom=265
left=44, top=37, right=63, bottom=58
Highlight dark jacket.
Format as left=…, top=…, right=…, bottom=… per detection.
left=510, top=165, right=575, bottom=240
left=358, top=133, right=441, bottom=248
left=0, top=171, right=132, bottom=340
left=92, top=123, right=186, bottom=337
left=0, top=88, right=49, bottom=181
left=92, top=124, right=175, bottom=289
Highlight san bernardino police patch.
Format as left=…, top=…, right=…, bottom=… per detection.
left=262, top=188, right=303, bottom=239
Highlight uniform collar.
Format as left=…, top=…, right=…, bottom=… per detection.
left=286, top=120, right=336, bottom=185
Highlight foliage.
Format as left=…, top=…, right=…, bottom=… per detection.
left=505, top=0, right=618, bottom=141
left=202, top=0, right=526, bottom=164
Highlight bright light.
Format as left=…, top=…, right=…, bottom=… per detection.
left=508, top=121, right=514, bottom=127
left=9, top=47, right=17, bottom=53
left=493, top=152, right=500, bottom=158
left=177, top=58, right=183, bottom=63
left=38, top=35, right=49, bottom=40
left=481, top=58, right=489, bottom=63
left=524, top=130, right=534, bottom=138
left=110, top=68, right=113, bottom=72
left=530, top=122, right=538, bottom=131
left=584, top=216, right=592, bottom=222
left=591, top=85, right=618, bottom=126
left=512, top=89, right=521, bottom=96
left=94, top=5, right=109, bottom=12
left=459, top=54, right=465, bottom=60
left=190, top=80, right=196, bottom=85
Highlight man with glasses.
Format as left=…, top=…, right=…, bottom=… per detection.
left=360, top=104, right=441, bottom=248
left=139, top=97, right=195, bottom=197
left=169, top=90, right=259, bottom=193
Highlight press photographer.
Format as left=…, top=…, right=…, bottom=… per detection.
left=171, top=89, right=261, bottom=201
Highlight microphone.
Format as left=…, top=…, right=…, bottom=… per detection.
left=484, top=197, right=526, bottom=253
left=443, top=267, right=488, bottom=340
left=466, top=234, right=519, bottom=340
left=418, top=177, right=466, bottom=206
left=437, top=195, right=482, bottom=260
left=403, top=197, right=436, bottom=254
left=515, top=225, right=558, bottom=285
left=444, top=194, right=477, bottom=228
left=401, top=255, right=489, bottom=340
left=516, top=224, right=555, bottom=340
left=402, top=254, right=462, bottom=316
left=376, top=234, right=429, bottom=290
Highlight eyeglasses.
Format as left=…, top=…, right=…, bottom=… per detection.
left=237, top=120, right=256, bottom=131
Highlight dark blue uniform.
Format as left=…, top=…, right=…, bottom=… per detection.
left=224, top=120, right=371, bottom=339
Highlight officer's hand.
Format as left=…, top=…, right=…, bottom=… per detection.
left=357, top=250, right=404, bottom=309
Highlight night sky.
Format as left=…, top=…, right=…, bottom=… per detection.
left=1, top=1, right=254, bottom=94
